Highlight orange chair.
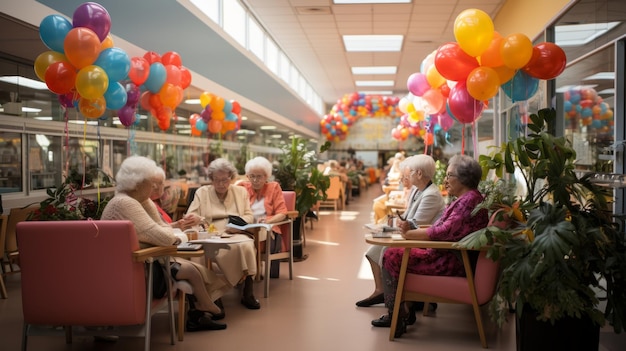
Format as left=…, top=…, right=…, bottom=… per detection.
left=388, top=241, right=500, bottom=348
left=2, top=204, right=38, bottom=275
left=17, top=220, right=177, bottom=351
left=318, top=176, right=344, bottom=211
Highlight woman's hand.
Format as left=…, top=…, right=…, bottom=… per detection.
left=398, top=219, right=411, bottom=233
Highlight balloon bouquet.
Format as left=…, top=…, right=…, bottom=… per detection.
left=188, top=92, right=242, bottom=137
left=35, top=2, right=191, bottom=130
left=563, top=87, right=614, bottom=136
left=320, top=92, right=401, bottom=142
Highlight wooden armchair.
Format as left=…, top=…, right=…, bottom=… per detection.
left=318, top=176, right=344, bottom=211
left=17, top=220, right=177, bottom=351
left=388, top=240, right=500, bottom=348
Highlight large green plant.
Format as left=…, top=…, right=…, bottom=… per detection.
left=459, top=108, right=626, bottom=332
left=274, top=137, right=330, bottom=216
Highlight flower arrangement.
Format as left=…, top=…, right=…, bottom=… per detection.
left=29, top=169, right=113, bottom=221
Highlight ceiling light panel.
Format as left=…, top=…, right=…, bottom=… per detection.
left=343, top=35, right=403, bottom=52
left=352, top=66, right=397, bottom=75
left=334, top=0, right=411, bottom=3
left=355, top=80, right=394, bottom=87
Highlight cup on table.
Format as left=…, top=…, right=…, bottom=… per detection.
left=186, top=230, right=198, bottom=241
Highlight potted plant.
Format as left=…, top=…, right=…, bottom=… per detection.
left=274, top=137, right=330, bottom=259
left=459, top=108, right=626, bottom=350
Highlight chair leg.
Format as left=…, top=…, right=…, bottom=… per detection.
left=177, top=291, right=185, bottom=341
left=0, top=273, right=7, bottom=299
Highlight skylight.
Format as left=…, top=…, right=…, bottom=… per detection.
left=352, top=66, right=397, bottom=75
left=555, top=22, right=620, bottom=47
left=343, top=35, right=403, bottom=52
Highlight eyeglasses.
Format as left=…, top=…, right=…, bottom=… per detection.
left=247, top=174, right=266, bottom=181
left=212, top=177, right=231, bottom=185
left=445, top=172, right=458, bottom=179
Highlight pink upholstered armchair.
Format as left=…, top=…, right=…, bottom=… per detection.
left=17, top=220, right=177, bottom=351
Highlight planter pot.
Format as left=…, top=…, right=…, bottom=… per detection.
left=516, top=304, right=600, bottom=351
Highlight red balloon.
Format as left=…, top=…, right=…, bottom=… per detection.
left=522, top=42, right=567, bottom=80
left=434, top=42, right=479, bottom=82
left=164, top=64, right=181, bottom=86
left=448, top=82, right=484, bottom=124
left=231, top=100, right=241, bottom=114
left=179, top=66, right=192, bottom=89
left=161, top=51, right=182, bottom=67
left=143, top=51, right=161, bottom=64
left=45, top=61, right=77, bottom=94
left=129, top=56, right=150, bottom=86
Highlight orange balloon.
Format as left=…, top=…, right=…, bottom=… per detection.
left=492, top=65, right=516, bottom=84
left=466, top=67, right=500, bottom=101
left=64, top=27, right=101, bottom=69
left=78, top=96, right=106, bottom=118
left=100, top=34, right=114, bottom=51
left=501, top=33, right=533, bottom=69
left=480, top=32, right=504, bottom=67
left=426, top=65, right=445, bottom=89
left=422, top=89, right=445, bottom=114
left=159, top=83, right=182, bottom=109
left=208, top=119, right=222, bottom=134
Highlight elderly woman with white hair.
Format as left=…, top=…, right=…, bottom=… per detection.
left=101, top=155, right=228, bottom=332
left=184, top=158, right=261, bottom=310
left=238, top=156, right=288, bottom=278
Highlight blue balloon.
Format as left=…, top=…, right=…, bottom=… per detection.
left=501, top=70, right=539, bottom=102
left=222, top=99, right=232, bottom=113
left=94, top=48, right=131, bottom=82
left=104, top=82, right=127, bottom=110
left=39, top=15, right=72, bottom=53
left=195, top=119, right=207, bottom=132
left=144, top=63, right=166, bottom=93
left=563, top=100, right=572, bottom=112
left=226, top=112, right=238, bottom=122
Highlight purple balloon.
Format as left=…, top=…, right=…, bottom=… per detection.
left=118, top=105, right=136, bottom=127
left=436, top=111, right=455, bottom=131
left=201, top=106, right=213, bottom=122
left=447, top=82, right=484, bottom=124
left=58, top=92, right=75, bottom=108
left=125, top=83, right=140, bottom=105
left=72, top=2, right=111, bottom=42
left=407, top=73, right=430, bottom=97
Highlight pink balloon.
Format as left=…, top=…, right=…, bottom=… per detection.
left=437, top=111, right=455, bottom=131
left=447, top=82, right=484, bottom=124
left=407, top=73, right=430, bottom=97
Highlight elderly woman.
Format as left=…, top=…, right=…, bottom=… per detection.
left=238, top=156, right=288, bottom=278
left=358, top=155, right=445, bottom=310
left=372, top=154, right=488, bottom=338
left=101, top=156, right=228, bottom=332
left=185, top=158, right=260, bottom=310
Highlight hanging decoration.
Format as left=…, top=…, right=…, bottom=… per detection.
left=188, top=92, right=242, bottom=137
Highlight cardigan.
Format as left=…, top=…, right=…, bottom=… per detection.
left=238, top=181, right=288, bottom=235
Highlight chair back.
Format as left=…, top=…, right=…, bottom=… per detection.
left=5, top=204, right=38, bottom=253
left=17, top=220, right=147, bottom=326
left=280, top=191, right=296, bottom=252
left=325, top=176, right=343, bottom=200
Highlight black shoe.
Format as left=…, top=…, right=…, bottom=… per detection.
left=211, top=310, right=225, bottom=320
left=394, top=318, right=407, bottom=338
left=241, top=295, right=261, bottom=309
left=186, top=310, right=227, bottom=331
left=356, top=293, right=384, bottom=307
left=371, top=314, right=392, bottom=328
left=305, top=210, right=318, bottom=220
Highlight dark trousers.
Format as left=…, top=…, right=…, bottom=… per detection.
left=269, top=232, right=282, bottom=278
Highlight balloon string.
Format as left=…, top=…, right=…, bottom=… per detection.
left=82, top=117, right=87, bottom=193
left=64, top=108, right=70, bottom=178
left=461, top=124, right=466, bottom=154
left=472, top=120, right=478, bottom=159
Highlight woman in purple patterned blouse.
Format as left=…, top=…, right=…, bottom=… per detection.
left=371, top=154, right=489, bottom=337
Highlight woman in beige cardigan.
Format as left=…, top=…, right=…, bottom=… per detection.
left=185, top=158, right=261, bottom=310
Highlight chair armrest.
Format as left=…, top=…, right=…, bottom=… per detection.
left=133, top=246, right=177, bottom=263
left=285, top=210, right=299, bottom=219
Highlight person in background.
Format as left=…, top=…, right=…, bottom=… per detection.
left=101, top=155, right=228, bottom=332
left=184, top=158, right=261, bottom=310
left=358, top=155, right=445, bottom=319
left=324, top=159, right=352, bottom=204
left=372, top=154, right=488, bottom=338
left=371, top=158, right=412, bottom=224
left=238, top=156, right=288, bottom=278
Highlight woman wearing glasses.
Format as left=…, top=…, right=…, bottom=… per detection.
left=358, top=155, right=445, bottom=311
left=185, top=158, right=261, bottom=310
left=238, top=156, right=288, bottom=278
left=373, top=154, right=489, bottom=337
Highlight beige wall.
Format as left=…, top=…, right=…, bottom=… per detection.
left=493, top=0, right=573, bottom=39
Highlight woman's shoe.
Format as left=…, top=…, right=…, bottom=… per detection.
left=356, top=293, right=384, bottom=307
left=186, top=310, right=227, bottom=331
left=241, top=295, right=261, bottom=309
left=371, top=313, right=392, bottom=328
left=394, top=318, right=407, bottom=338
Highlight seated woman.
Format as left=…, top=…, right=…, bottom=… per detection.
left=371, top=158, right=412, bottom=224
left=358, top=155, right=445, bottom=312
left=372, top=154, right=488, bottom=338
left=101, top=156, right=228, bottom=332
left=238, top=156, right=288, bottom=278
left=184, top=158, right=261, bottom=310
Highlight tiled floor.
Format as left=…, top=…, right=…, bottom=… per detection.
left=1, top=185, right=624, bottom=350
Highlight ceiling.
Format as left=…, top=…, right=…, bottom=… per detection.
left=1, top=0, right=622, bottom=144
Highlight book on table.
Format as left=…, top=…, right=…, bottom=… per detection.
left=225, top=222, right=273, bottom=232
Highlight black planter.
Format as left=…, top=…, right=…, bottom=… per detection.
left=516, top=305, right=600, bottom=351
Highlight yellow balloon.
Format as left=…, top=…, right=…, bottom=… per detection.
left=501, top=33, right=533, bottom=69
left=199, top=91, right=213, bottom=108
left=426, top=65, right=446, bottom=89
left=75, top=65, right=109, bottom=99
left=454, top=9, right=494, bottom=57
left=100, top=34, right=114, bottom=51
left=34, top=51, right=70, bottom=81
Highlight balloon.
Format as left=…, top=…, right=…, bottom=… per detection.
left=407, top=73, right=430, bottom=97
left=155, top=106, right=172, bottom=122
left=44, top=61, right=77, bottom=94
left=161, top=51, right=182, bottom=67
left=200, top=92, right=214, bottom=108
left=422, top=88, right=445, bottom=114
left=222, top=99, right=232, bottom=113
left=426, top=65, right=446, bottom=89
left=128, top=56, right=150, bottom=86
left=195, top=118, right=208, bottom=132
left=139, top=91, right=153, bottom=111
left=210, top=96, right=226, bottom=112
left=448, top=82, right=484, bottom=124
left=398, top=97, right=410, bottom=114
left=420, top=50, right=436, bottom=73
left=75, top=65, right=109, bottom=99
left=158, top=83, right=182, bottom=109
left=72, top=2, right=111, bottom=41
left=144, top=62, right=166, bottom=93
left=117, top=105, right=136, bottom=126
left=58, top=92, right=76, bottom=108
left=501, top=70, right=539, bottom=102
left=492, top=65, right=516, bottom=84
left=125, top=83, right=140, bottom=105
left=164, top=64, right=181, bottom=86
left=78, top=96, right=106, bottom=118
left=104, top=82, right=127, bottom=110
left=201, top=106, right=213, bottom=121
left=466, top=66, right=500, bottom=101
left=434, top=42, right=479, bottom=81
left=226, top=112, right=238, bottom=122
left=480, top=32, right=504, bottom=67
left=149, top=93, right=163, bottom=110
left=143, top=51, right=161, bottom=64
left=208, top=119, right=222, bottom=134
left=212, top=111, right=225, bottom=121
left=501, top=33, right=533, bottom=69
left=39, top=15, right=72, bottom=53
left=454, top=9, right=494, bottom=57
left=522, top=42, right=567, bottom=80
left=179, top=66, right=192, bottom=89
left=94, top=47, right=130, bottom=82
left=34, top=51, right=70, bottom=81
left=437, top=111, right=455, bottom=131
left=231, top=100, right=241, bottom=114
left=64, top=27, right=101, bottom=69
left=100, top=34, right=114, bottom=50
